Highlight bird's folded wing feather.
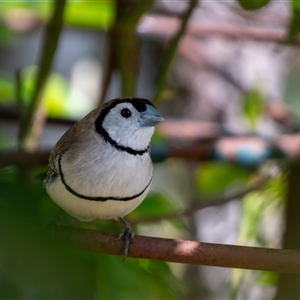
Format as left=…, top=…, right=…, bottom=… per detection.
left=45, top=123, right=80, bottom=184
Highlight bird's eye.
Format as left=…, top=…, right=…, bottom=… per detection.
left=120, top=108, right=132, bottom=118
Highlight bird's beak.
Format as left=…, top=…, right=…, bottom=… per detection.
left=139, top=104, right=164, bottom=127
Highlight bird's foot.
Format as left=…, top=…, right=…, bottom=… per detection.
left=115, top=217, right=134, bottom=261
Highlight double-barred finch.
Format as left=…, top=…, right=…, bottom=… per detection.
left=44, top=97, right=164, bottom=258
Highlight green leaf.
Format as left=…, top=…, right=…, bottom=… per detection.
left=242, top=87, right=264, bottom=129
left=286, top=0, right=300, bottom=43
left=258, top=270, right=278, bottom=285
left=0, top=1, right=115, bottom=29
left=19, top=66, right=72, bottom=118
left=236, top=0, right=272, bottom=10
left=0, top=219, right=96, bottom=299
left=18, top=65, right=99, bottom=119
left=237, top=174, right=285, bottom=245
left=231, top=174, right=285, bottom=295
left=131, top=192, right=174, bottom=218
left=196, top=162, right=251, bottom=197
left=0, top=23, right=15, bottom=45
left=95, top=256, right=183, bottom=299
left=0, top=78, right=14, bottom=103
left=65, top=1, right=115, bottom=28
left=0, top=167, right=96, bottom=299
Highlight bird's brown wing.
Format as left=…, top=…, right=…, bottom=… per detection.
left=44, top=107, right=101, bottom=185
left=44, top=124, right=78, bottom=185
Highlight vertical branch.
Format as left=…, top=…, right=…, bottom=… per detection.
left=98, top=47, right=114, bottom=105
left=15, top=69, right=24, bottom=130
left=18, top=0, right=66, bottom=151
left=117, top=0, right=155, bottom=96
left=106, top=0, right=155, bottom=98
left=152, top=0, right=198, bottom=105
left=275, top=161, right=300, bottom=298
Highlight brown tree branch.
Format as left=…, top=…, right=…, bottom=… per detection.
left=0, top=150, right=50, bottom=168
left=58, top=226, right=300, bottom=274
left=138, top=14, right=300, bottom=44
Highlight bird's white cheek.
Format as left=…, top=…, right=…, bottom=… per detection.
left=108, top=125, right=154, bottom=151
left=128, top=127, right=155, bottom=150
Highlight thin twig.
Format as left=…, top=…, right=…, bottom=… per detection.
left=18, top=0, right=66, bottom=151
left=130, top=166, right=278, bottom=225
left=15, top=69, right=24, bottom=133
left=152, top=0, right=198, bottom=105
left=131, top=159, right=299, bottom=225
left=0, top=150, right=50, bottom=168
left=58, top=226, right=300, bottom=274
left=98, top=52, right=113, bottom=105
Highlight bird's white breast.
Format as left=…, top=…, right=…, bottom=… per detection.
left=46, top=178, right=150, bottom=221
left=46, top=142, right=153, bottom=221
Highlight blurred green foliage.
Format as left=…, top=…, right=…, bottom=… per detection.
left=131, top=193, right=174, bottom=219
left=0, top=3, right=182, bottom=297
left=286, top=0, right=300, bottom=43
left=64, top=1, right=114, bottom=28
left=284, top=68, right=300, bottom=117
left=0, top=23, right=15, bottom=45
left=0, top=167, right=184, bottom=299
left=22, top=65, right=98, bottom=120
left=231, top=175, right=286, bottom=297
left=237, top=0, right=271, bottom=10
left=196, top=161, right=286, bottom=299
left=242, top=87, right=264, bottom=130
left=20, top=66, right=70, bottom=118
left=196, top=162, right=251, bottom=197
left=0, top=65, right=96, bottom=119
left=0, top=1, right=115, bottom=29
left=95, top=256, right=184, bottom=299
left=0, top=0, right=297, bottom=298
left=236, top=0, right=300, bottom=44
left=0, top=77, right=14, bottom=104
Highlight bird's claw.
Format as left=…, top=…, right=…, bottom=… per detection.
left=116, top=218, right=135, bottom=261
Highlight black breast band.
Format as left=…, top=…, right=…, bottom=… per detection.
left=58, top=155, right=152, bottom=202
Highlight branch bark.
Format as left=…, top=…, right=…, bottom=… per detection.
left=0, top=150, right=50, bottom=168
left=3, top=130, right=298, bottom=168
left=58, top=226, right=300, bottom=274
left=138, top=14, right=300, bottom=44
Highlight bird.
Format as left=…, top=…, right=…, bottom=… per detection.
left=44, top=97, right=164, bottom=258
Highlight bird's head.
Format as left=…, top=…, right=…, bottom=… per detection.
left=95, top=98, right=164, bottom=152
